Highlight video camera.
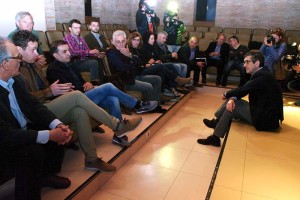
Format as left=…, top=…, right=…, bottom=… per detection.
left=144, top=3, right=154, bottom=14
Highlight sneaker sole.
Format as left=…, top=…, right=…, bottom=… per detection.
left=112, top=139, right=131, bottom=147
left=117, top=117, right=143, bottom=138
left=84, top=166, right=117, bottom=173
left=135, top=105, right=158, bottom=114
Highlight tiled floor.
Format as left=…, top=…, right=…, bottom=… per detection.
left=90, top=86, right=300, bottom=200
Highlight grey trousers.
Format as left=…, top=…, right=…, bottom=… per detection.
left=44, top=91, right=120, bottom=161
left=213, top=99, right=252, bottom=138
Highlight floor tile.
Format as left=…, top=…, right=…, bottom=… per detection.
left=210, top=185, right=241, bottom=200
left=241, top=192, right=277, bottom=200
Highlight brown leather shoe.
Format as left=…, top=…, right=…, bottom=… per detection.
left=41, top=175, right=71, bottom=189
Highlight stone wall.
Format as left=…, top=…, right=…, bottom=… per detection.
left=45, top=0, right=300, bottom=31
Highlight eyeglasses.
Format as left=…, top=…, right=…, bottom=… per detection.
left=4, top=53, right=23, bottom=61
left=243, top=60, right=252, bottom=64
left=115, top=40, right=126, bottom=44
left=132, top=38, right=140, bottom=42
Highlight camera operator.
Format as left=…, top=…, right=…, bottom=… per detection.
left=163, top=10, right=186, bottom=53
left=259, top=28, right=287, bottom=75
left=136, top=0, right=160, bottom=35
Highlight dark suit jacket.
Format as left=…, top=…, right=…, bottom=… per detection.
left=225, top=68, right=284, bottom=131
left=84, top=32, right=109, bottom=52
left=177, top=43, right=201, bottom=67
left=205, top=41, right=229, bottom=63
left=0, top=77, right=57, bottom=147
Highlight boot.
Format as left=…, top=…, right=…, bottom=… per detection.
left=175, top=76, right=192, bottom=86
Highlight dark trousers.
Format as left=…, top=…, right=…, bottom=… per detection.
left=187, top=64, right=201, bottom=83
left=0, top=142, right=64, bottom=200
left=222, top=59, right=246, bottom=86
left=202, top=58, right=224, bottom=83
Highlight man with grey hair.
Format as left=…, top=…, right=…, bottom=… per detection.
left=155, top=31, right=188, bottom=79
left=0, top=36, right=72, bottom=199
left=8, top=11, right=46, bottom=65
left=107, top=30, right=162, bottom=103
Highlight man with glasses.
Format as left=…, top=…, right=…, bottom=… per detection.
left=0, top=36, right=72, bottom=200
left=197, top=52, right=283, bottom=147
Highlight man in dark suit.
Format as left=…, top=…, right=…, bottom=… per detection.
left=202, top=33, right=229, bottom=85
left=197, top=52, right=283, bottom=147
left=84, top=18, right=109, bottom=53
left=177, top=36, right=204, bottom=87
left=0, top=37, right=72, bottom=200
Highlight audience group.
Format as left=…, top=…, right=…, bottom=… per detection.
left=0, top=8, right=289, bottom=200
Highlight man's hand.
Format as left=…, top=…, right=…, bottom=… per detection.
left=49, top=125, right=73, bottom=145
left=293, top=64, right=300, bottom=73
left=209, top=52, right=220, bottom=57
left=89, top=49, right=100, bottom=56
left=226, top=99, right=236, bottom=112
left=50, top=80, right=74, bottom=96
left=36, top=55, right=47, bottom=65
left=148, top=58, right=155, bottom=65
left=83, top=82, right=94, bottom=91
left=119, top=47, right=131, bottom=57
left=196, top=61, right=205, bottom=68
left=171, top=52, right=178, bottom=59
left=98, top=52, right=106, bottom=59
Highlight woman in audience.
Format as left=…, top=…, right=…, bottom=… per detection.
left=129, top=31, right=193, bottom=97
left=259, top=28, right=287, bottom=75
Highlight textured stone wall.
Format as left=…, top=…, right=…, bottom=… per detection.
left=216, top=0, right=300, bottom=30
left=44, top=0, right=56, bottom=30
left=44, top=0, right=300, bottom=31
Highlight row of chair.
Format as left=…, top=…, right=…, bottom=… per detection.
left=158, top=25, right=300, bottom=37
left=55, top=23, right=129, bottom=32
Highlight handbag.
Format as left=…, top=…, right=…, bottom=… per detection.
left=274, top=58, right=287, bottom=80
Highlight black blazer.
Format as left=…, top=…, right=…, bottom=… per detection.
left=0, top=77, right=57, bottom=147
left=177, top=43, right=201, bottom=67
left=225, top=68, right=284, bottom=131
left=205, top=41, right=229, bottom=63
left=84, top=32, right=109, bottom=52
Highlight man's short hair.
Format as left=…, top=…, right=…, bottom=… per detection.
left=0, top=37, right=12, bottom=63
left=68, top=19, right=81, bottom=28
left=50, top=40, right=67, bottom=56
left=189, top=36, right=199, bottom=43
left=229, top=35, right=239, bottom=43
left=244, top=51, right=265, bottom=67
left=15, top=11, right=33, bottom=27
left=89, top=18, right=100, bottom=25
left=112, top=30, right=127, bottom=42
left=157, top=31, right=168, bottom=37
left=12, top=30, right=38, bottom=50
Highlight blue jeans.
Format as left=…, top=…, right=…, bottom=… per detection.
left=222, top=59, right=246, bottom=86
left=125, top=75, right=161, bottom=101
left=84, top=83, right=138, bottom=121
left=166, top=62, right=188, bottom=77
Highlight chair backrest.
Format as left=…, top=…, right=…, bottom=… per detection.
left=121, top=24, right=129, bottom=30
left=223, top=27, right=237, bottom=35
left=235, top=33, right=251, bottom=43
left=114, top=24, right=123, bottom=30
left=62, top=23, right=69, bottom=31
left=198, top=38, right=211, bottom=52
left=251, top=34, right=265, bottom=42
left=287, top=36, right=300, bottom=44
left=80, top=30, right=90, bottom=38
left=105, top=24, right=115, bottom=31
left=204, top=32, right=218, bottom=41
left=45, top=30, right=64, bottom=46
left=56, top=23, right=64, bottom=31
left=100, top=24, right=107, bottom=31
left=81, top=24, right=88, bottom=31
left=37, top=31, right=50, bottom=52
left=185, top=25, right=195, bottom=32
left=195, top=26, right=209, bottom=33
left=189, top=31, right=203, bottom=39
left=238, top=28, right=252, bottom=34
left=209, top=26, right=223, bottom=33
left=285, top=30, right=300, bottom=37
left=252, top=28, right=268, bottom=35
left=103, top=30, right=113, bottom=40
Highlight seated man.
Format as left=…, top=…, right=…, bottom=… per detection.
left=64, top=19, right=105, bottom=85
left=12, top=30, right=141, bottom=171
left=221, top=36, right=249, bottom=87
left=197, top=52, right=283, bottom=147
left=155, top=31, right=188, bottom=79
left=46, top=40, right=158, bottom=121
left=0, top=36, right=71, bottom=200
left=84, top=18, right=109, bottom=52
left=107, top=30, right=162, bottom=103
left=8, top=11, right=46, bottom=65
left=202, top=33, right=229, bottom=85
left=177, top=36, right=204, bottom=87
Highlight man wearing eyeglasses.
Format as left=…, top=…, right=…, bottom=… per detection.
left=0, top=36, right=72, bottom=200
left=197, top=52, right=283, bottom=147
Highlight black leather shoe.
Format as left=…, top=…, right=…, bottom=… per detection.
left=203, top=118, right=218, bottom=129
left=197, top=135, right=221, bottom=147
left=202, top=78, right=206, bottom=84
left=41, top=175, right=71, bottom=189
